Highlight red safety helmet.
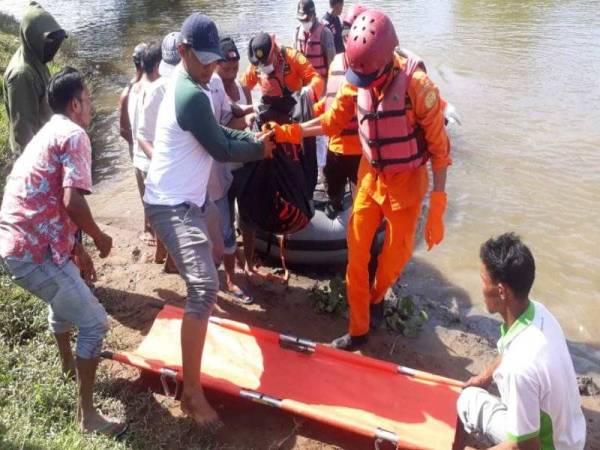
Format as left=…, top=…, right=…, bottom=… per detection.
left=342, top=4, right=368, bottom=28
left=345, top=10, right=398, bottom=88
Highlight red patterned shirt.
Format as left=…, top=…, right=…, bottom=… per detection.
left=0, top=114, right=93, bottom=265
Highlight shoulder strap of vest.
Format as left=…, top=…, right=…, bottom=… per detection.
left=329, top=54, right=347, bottom=77
left=395, top=47, right=427, bottom=74
left=274, top=47, right=293, bottom=97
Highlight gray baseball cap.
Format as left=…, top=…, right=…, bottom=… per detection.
left=159, top=32, right=181, bottom=77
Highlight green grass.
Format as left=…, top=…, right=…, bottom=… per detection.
left=0, top=267, right=132, bottom=449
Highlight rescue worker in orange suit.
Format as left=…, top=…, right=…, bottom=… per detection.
left=241, top=32, right=324, bottom=105
left=312, top=4, right=368, bottom=217
left=268, top=10, right=451, bottom=350
left=294, top=0, right=336, bottom=84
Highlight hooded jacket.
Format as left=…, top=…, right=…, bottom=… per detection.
left=3, top=2, right=64, bottom=155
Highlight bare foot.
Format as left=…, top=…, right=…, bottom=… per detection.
left=180, top=391, right=222, bottom=432
left=80, top=408, right=127, bottom=438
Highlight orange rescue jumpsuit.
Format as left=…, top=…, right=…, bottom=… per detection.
left=240, top=47, right=324, bottom=100
left=319, top=54, right=452, bottom=336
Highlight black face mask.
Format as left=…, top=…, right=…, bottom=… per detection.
left=42, top=31, right=66, bottom=63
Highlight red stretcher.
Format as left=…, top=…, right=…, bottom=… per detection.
left=102, top=305, right=463, bottom=449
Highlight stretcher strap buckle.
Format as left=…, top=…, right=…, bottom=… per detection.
left=160, top=368, right=181, bottom=399
left=279, top=334, right=316, bottom=354
left=240, top=389, right=282, bottom=408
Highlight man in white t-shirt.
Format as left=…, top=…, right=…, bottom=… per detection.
left=137, top=34, right=180, bottom=265
left=129, top=42, right=161, bottom=248
left=457, top=232, right=586, bottom=450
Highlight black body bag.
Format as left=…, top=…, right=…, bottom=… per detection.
left=237, top=92, right=317, bottom=235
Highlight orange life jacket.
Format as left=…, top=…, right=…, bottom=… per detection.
left=357, top=54, right=428, bottom=175
left=295, top=21, right=328, bottom=78
left=325, top=53, right=358, bottom=139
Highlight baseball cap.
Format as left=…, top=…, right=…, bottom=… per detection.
left=248, top=32, right=273, bottom=66
left=159, top=32, right=181, bottom=77
left=297, top=0, right=316, bottom=21
left=220, top=37, right=240, bottom=62
left=180, top=13, right=223, bottom=65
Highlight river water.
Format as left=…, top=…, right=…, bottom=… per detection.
left=2, top=0, right=599, bottom=349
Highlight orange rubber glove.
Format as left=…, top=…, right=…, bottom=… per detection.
left=266, top=122, right=302, bottom=145
left=424, top=191, right=447, bottom=251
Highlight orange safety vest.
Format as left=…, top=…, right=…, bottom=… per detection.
left=295, top=22, right=328, bottom=78
left=357, top=54, right=428, bottom=175
left=325, top=53, right=358, bottom=139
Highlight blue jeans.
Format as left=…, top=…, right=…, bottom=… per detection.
left=214, top=196, right=236, bottom=255
left=1, top=253, right=108, bottom=359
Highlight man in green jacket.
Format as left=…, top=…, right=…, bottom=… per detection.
left=3, top=1, right=66, bottom=155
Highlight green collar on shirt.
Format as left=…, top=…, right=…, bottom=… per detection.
left=498, top=300, right=535, bottom=352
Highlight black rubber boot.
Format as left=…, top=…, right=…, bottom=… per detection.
left=370, top=302, right=385, bottom=330
left=330, top=333, right=369, bottom=351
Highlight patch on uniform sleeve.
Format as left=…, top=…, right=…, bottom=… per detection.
left=424, top=89, right=438, bottom=109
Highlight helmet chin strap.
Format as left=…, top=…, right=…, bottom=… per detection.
left=369, top=61, right=394, bottom=90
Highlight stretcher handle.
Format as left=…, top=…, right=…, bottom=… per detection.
left=240, top=389, right=282, bottom=408
left=397, top=366, right=464, bottom=388
left=279, top=334, right=316, bottom=354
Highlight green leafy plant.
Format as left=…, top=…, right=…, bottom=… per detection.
left=310, top=276, right=348, bottom=314
left=384, top=295, right=429, bottom=337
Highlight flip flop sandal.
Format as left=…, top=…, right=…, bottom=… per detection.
left=230, top=288, right=254, bottom=305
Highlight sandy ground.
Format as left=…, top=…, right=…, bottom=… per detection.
left=89, top=175, right=600, bottom=449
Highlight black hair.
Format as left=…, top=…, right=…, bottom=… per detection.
left=141, top=42, right=162, bottom=75
left=330, top=0, right=344, bottom=6
left=480, top=232, right=536, bottom=299
left=47, top=67, right=86, bottom=114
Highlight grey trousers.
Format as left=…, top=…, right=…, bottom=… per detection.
left=145, top=201, right=223, bottom=319
left=457, top=387, right=508, bottom=445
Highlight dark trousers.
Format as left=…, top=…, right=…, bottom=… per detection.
left=324, top=151, right=362, bottom=209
